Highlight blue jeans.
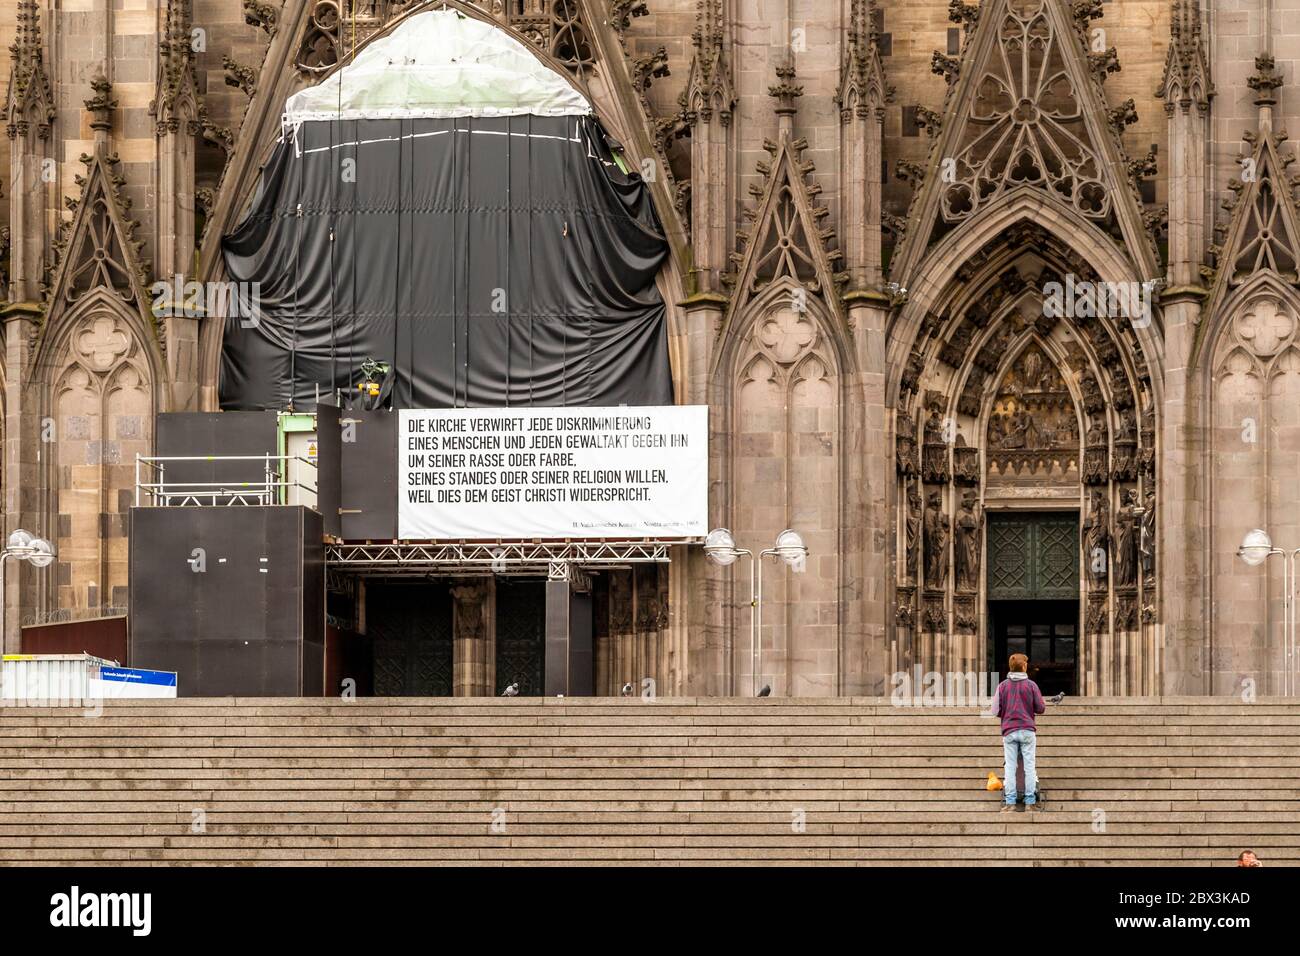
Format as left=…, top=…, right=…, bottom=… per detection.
left=1003, top=729, right=1037, bottom=805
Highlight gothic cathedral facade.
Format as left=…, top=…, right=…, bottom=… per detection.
left=2, top=0, right=1297, bottom=698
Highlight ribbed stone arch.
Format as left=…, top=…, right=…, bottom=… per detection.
left=886, top=188, right=1163, bottom=411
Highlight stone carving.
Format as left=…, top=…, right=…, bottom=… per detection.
left=954, top=596, right=978, bottom=635
left=922, top=407, right=950, bottom=483
left=1140, top=488, right=1156, bottom=578
left=1113, top=489, right=1140, bottom=589
left=895, top=585, right=915, bottom=629
left=1114, top=592, right=1138, bottom=631
left=937, top=0, right=1113, bottom=225
left=953, top=491, right=983, bottom=593
left=76, top=316, right=129, bottom=370
left=905, top=484, right=922, bottom=583
left=958, top=366, right=988, bottom=417
left=1082, top=489, right=1109, bottom=588
left=1082, top=414, right=1108, bottom=484
left=986, top=344, right=1079, bottom=477
left=924, top=492, right=949, bottom=590
left=1236, top=298, right=1295, bottom=357
left=896, top=410, right=918, bottom=476
left=940, top=321, right=974, bottom=368
left=1085, top=594, right=1109, bottom=636
left=952, top=429, right=980, bottom=484
left=924, top=596, right=947, bottom=634
left=1111, top=407, right=1138, bottom=480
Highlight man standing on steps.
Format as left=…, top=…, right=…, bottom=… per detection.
left=990, top=653, right=1046, bottom=813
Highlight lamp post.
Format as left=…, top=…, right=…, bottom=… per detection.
left=1, top=530, right=55, bottom=654
left=1236, top=528, right=1299, bottom=696
left=704, top=528, right=808, bottom=696
left=704, top=529, right=754, bottom=696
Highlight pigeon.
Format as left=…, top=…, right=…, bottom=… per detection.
left=501, top=683, right=519, bottom=697
left=620, top=682, right=634, bottom=697
left=757, top=685, right=772, bottom=698
left=1047, top=691, right=1065, bottom=705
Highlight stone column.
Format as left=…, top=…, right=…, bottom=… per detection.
left=2, top=305, right=41, bottom=650
left=451, top=579, right=494, bottom=696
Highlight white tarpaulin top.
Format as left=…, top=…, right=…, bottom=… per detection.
left=282, top=8, right=591, bottom=133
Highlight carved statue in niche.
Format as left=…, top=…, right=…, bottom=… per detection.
left=1111, top=406, right=1138, bottom=480
left=985, top=344, right=1079, bottom=476
left=922, top=406, right=950, bottom=483
left=952, top=428, right=981, bottom=483
left=954, top=490, right=983, bottom=593
left=896, top=409, right=918, bottom=476
left=924, top=491, right=949, bottom=590
left=1113, top=488, right=1140, bottom=589
left=1082, top=489, right=1110, bottom=588
left=1083, top=413, right=1108, bottom=484
left=1140, top=396, right=1156, bottom=480
left=1140, top=488, right=1156, bottom=577
left=905, top=484, right=922, bottom=583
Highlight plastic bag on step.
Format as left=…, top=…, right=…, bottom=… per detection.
left=986, top=772, right=1003, bottom=791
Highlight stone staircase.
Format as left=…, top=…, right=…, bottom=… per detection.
left=0, top=697, right=1295, bottom=865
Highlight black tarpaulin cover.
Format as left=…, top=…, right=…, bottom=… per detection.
left=220, top=115, right=672, bottom=410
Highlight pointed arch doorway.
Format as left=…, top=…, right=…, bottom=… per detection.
left=986, top=512, right=1079, bottom=696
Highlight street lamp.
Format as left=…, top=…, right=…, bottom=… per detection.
left=704, top=528, right=808, bottom=696
left=1, top=530, right=56, bottom=653
left=1236, top=528, right=1298, bottom=696
left=704, top=529, right=755, bottom=696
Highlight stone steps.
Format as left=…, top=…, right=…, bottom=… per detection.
left=1, top=697, right=1295, bottom=865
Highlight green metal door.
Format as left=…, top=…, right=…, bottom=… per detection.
left=986, top=512, right=1079, bottom=601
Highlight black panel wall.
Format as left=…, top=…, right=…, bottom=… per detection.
left=339, top=409, right=398, bottom=539
left=154, top=412, right=279, bottom=495
left=315, top=403, right=342, bottom=538
left=129, top=506, right=325, bottom=696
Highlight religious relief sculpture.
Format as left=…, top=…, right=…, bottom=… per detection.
left=1082, top=414, right=1108, bottom=484
left=1082, top=489, right=1110, bottom=588
left=985, top=345, right=1080, bottom=477
left=1113, top=489, right=1141, bottom=589
left=924, top=492, right=950, bottom=590
left=922, top=406, right=950, bottom=483
left=953, top=491, right=983, bottom=593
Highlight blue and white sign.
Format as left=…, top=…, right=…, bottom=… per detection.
left=92, top=667, right=178, bottom=699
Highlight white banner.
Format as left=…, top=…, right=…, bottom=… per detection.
left=398, top=406, right=708, bottom=540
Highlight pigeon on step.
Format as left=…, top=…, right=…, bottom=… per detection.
left=501, top=683, right=519, bottom=697
left=1047, top=691, right=1065, bottom=705
left=621, top=682, right=634, bottom=697
left=757, top=685, right=772, bottom=697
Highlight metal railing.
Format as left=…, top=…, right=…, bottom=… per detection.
left=135, top=454, right=318, bottom=507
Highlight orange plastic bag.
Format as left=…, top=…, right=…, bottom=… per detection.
left=986, top=772, right=1003, bottom=791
